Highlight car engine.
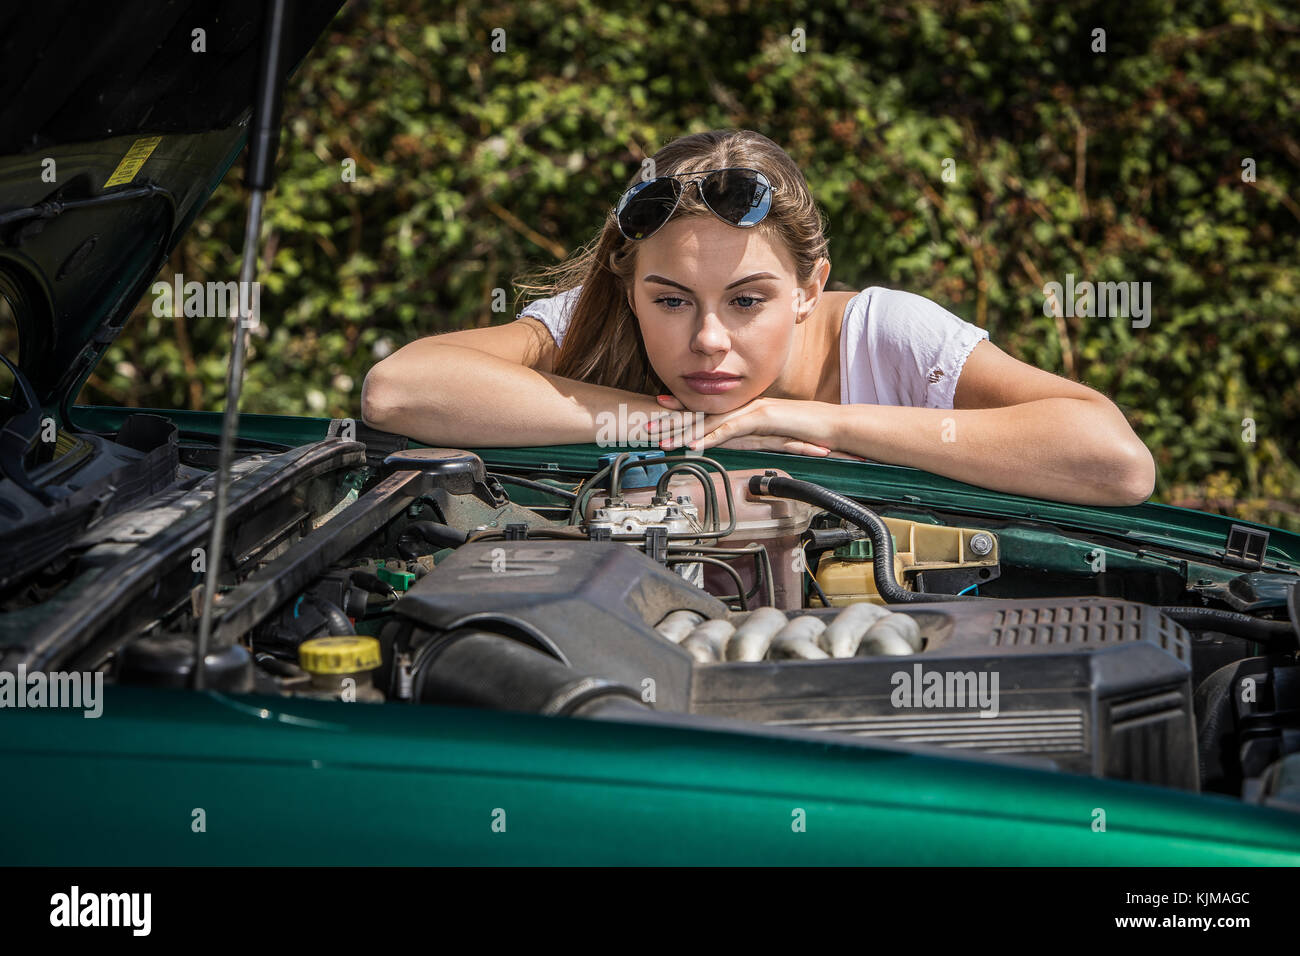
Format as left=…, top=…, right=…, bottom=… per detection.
left=2, top=423, right=1297, bottom=812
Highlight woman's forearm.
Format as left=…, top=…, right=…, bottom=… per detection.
left=830, top=398, right=1156, bottom=506
left=362, top=342, right=660, bottom=447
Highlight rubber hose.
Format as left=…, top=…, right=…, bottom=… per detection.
left=1157, top=606, right=1295, bottom=648
left=749, top=473, right=983, bottom=603
left=306, top=595, right=355, bottom=635
left=414, top=628, right=645, bottom=716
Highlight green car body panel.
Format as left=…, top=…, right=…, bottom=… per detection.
left=5, top=683, right=1300, bottom=866
left=1, top=405, right=1297, bottom=865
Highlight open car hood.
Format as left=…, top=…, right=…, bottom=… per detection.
left=0, top=0, right=345, bottom=408
left=1, top=2, right=1298, bottom=865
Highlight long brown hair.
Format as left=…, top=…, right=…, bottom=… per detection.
left=514, top=129, right=831, bottom=394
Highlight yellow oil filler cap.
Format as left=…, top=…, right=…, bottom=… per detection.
left=299, top=636, right=381, bottom=675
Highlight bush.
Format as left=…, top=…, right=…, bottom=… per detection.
left=90, top=0, right=1300, bottom=528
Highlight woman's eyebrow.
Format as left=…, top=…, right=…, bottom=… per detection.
left=644, top=272, right=780, bottom=292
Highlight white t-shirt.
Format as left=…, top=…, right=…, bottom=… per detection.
left=517, top=285, right=989, bottom=409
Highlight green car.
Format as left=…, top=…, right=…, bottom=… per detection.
left=1, top=1, right=1297, bottom=867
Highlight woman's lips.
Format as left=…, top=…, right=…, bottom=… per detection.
left=682, top=373, right=742, bottom=394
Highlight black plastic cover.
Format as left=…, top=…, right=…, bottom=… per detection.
left=393, top=540, right=725, bottom=711
left=695, top=599, right=1198, bottom=789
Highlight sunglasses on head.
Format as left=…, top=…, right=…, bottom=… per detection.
left=615, top=167, right=779, bottom=241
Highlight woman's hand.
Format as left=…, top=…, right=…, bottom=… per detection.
left=649, top=394, right=867, bottom=460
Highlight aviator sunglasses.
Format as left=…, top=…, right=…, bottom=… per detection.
left=615, top=167, right=779, bottom=241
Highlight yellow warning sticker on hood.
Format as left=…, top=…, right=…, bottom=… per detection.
left=104, top=136, right=163, bottom=188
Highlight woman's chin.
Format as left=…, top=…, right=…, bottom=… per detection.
left=672, top=391, right=752, bottom=415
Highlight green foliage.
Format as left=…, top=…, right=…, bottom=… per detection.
left=91, top=0, right=1300, bottom=527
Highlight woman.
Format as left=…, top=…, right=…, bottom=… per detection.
left=362, top=129, right=1155, bottom=506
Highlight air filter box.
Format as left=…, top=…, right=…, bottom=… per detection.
left=390, top=540, right=724, bottom=710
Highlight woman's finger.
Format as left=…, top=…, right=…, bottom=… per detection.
left=781, top=439, right=832, bottom=456
left=686, top=415, right=759, bottom=451
left=645, top=409, right=684, bottom=434
left=659, top=410, right=729, bottom=449
left=715, top=435, right=832, bottom=456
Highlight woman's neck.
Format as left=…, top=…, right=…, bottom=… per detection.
left=765, top=289, right=855, bottom=404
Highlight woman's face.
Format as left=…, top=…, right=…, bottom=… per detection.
left=628, top=215, right=808, bottom=414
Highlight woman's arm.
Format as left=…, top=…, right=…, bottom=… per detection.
left=840, top=340, right=1156, bottom=505
left=827, top=400, right=1155, bottom=507
left=360, top=317, right=666, bottom=447
left=655, top=341, right=1156, bottom=506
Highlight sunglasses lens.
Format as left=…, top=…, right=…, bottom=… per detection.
left=700, top=169, right=774, bottom=226
left=617, top=178, right=682, bottom=239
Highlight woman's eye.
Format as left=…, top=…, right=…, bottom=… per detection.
left=652, top=294, right=766, bottom=311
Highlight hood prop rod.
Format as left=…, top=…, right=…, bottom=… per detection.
left=194, top=0, right=291, bottom=689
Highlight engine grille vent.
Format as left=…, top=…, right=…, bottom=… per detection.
left=989, top=602, right=1190, bottom=661
left=767, top=708, right=1086, bottom=754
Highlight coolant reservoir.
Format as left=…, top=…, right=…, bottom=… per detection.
left=584, top=465, right=816, bottom=609
left=816, top=518, right=999, bottom=605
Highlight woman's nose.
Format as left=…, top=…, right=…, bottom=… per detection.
left=690, top=310, right=731, bottom=355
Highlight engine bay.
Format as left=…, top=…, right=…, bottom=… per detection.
left=2, top=419, right=1298, bottom=813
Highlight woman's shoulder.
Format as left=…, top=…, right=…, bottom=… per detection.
left=844, top=285, right=988, bottom=341
left=516, top=285, right=584, bottom=346
left=840, top=286, right=989, bottom=408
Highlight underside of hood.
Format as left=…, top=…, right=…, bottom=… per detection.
left=0, top=0, right=343, bottom=154
left=0, top=0, right=345, bottom=407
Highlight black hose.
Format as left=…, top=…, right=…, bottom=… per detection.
left=305, top=595, right=355, bottom=635
left=749, top=472, right=982, bottom=603
left=1158, top=606, right=1296, bottom=648
left=350, top=570, right=397, bottom=597
left=805, top=527, right=865, bottom=550
left=255, top=651, right=303, bottom=678
left=413, top=628, right=646, bottom=716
